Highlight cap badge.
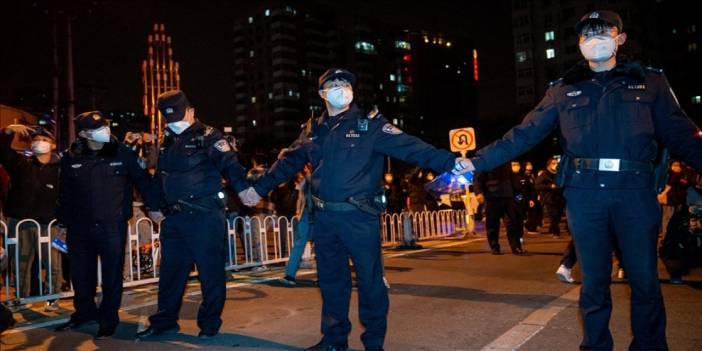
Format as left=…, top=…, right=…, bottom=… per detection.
left=92, top=114, right=100, bottom=120
left=335, top=70, right=343, bottom=73
left=165, top=107, right=174, bottom=114
left=589, top=12, right=600, bottom=19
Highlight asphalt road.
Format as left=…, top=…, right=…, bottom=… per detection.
left=2, top=231, right=701, bottom=350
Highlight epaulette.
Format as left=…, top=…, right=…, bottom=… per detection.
left=645, top=66, right=664, bottom=74
left=367, top=105, right=379, bottom=119
left=549, top=78, right=563, bottom=87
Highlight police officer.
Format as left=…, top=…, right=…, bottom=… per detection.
left=136, top=90, right=248, bottom=339
left=55, top=111, right=158, bottom=338
left=239, top=68, right=472, bottom=351
left=459, top=10, right=702, bottom=350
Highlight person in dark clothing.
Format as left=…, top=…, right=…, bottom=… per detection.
left=54, top=111, right=159, bottom=339
left=457, top=10, right=702, bottom=349
left=0, top=124, right=63, bottom=302
left=474, top=163, right=528, bottom=255
left=535, top=157, right=565, bottom=237
left=657, top=160, right=690, bottom=232
left=523, top=162, right=542, bottom=233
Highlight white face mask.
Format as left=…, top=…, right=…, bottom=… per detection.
left=324, top=87, right=353, bottom=109
left=31, top=140, right=52, bottom=155
left=579, top=35, right=618, bottom=62
left=89, top=126, right=111, bottom=143
left=167, top=120, right=191, bottom=135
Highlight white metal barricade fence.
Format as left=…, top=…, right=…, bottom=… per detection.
left=1, top=209, right=467, bottom=305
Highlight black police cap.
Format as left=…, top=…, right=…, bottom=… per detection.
left=30, top=126, right=55, bottom=141
left=575, top=10, right=623, bottom=34
left=74, top=111, right=108, bottom=131
left=318, top=68, right=357, bottom=90
left=157, top=90, right=191, bottom=123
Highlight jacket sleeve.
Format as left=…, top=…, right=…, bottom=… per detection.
left=534, top=172, right=552, bottom=192
left=123, top=146, right=159, bottom=211
left=253, top=129, right=310, bottom=196
left=205, top=131, right=248, bottom=193
left=651, top=74, right=702, bottom=174
left=372, top=118, right=456, bottom=174
left=471, top=87, right=560, bottom=172
left=55, top=156, right=73, bottom=225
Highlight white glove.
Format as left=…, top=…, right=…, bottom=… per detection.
left=239, top=187, right=262, bottom=207
left=452, top=157, right=475, bottom=175
left=148, top=210, right=165, bottom=223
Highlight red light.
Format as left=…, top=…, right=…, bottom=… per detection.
left=697, top=130, right=702, bottom=137
left=403, top=54, right=412, bottom=62
left=472, top=49, right=479, bottom=82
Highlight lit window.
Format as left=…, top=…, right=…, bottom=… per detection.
left=445, top=64, right=450, bottom=69
left=301, top=69, right=306, bottom=76
left=389, top=74, right=396, bottom=82
left=251, top=96, right=256, bottom=103
left=379, top=83, right=383, bottom=90
left=397, top=84, right=409, bottom=93
left=546, top=48, right=556, bottom=59
left=672, top=28, right=677, bottom=34
left=268, top=92, right=273, bottom=99
left=395, top=40, right=411, bottom=50
left=457, top=70, right=461, bottom=74
left=252, top=120, right=257, bottom=126
left=248, top=16, right=254, bottom=24
left=545, top=30, right=555, bottom=41
left=692, top=96, right=702, bottom=104
left=285, top=6, right=294, bottom=13
left=392, top=118, right=399, bottom=124
left=288, top=90, right=294, bottom=96
left=249, top=50, right=254, bottom=57
left=264, top=9, right=270, bottom=16
left=423, top=36, right=429, bottom=43
left=516, top=51, right=528, bottom=63
left=689, top=43, right=697, bottom=52
left=354, top=41, right=376, bottom=54
left=446, top=41, right=452, bottom=47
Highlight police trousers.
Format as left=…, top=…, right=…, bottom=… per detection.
left=149, top=210, right=227, bottom=334
left=564, top=188, right=667, bottom=351
left=484, top=197, right=523, bottom=252
left=313, top=209, right=389, bottom=349
left=67, top=222, right=126, bottom=329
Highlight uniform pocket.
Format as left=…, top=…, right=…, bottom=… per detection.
left=559, top=96, right=593, bottom=130
left=618, top=91, right=655, bottom=133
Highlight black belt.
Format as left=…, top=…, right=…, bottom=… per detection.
left=311, top=196, right=357, bottom=212
left=163, top=192, right=226, bottom=215
left=570, top=158, right=653, bottom=172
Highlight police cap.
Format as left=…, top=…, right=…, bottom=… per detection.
left=157, top=90, right=191, bottom=123
left=318, top=68, right=357, bottom=90
left=74, top=111, right=108, bottom=131
left=575, top=10, right=623, bottom=34
left=30, top=126, right=55, bottom=141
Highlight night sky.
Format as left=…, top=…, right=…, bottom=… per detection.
left=0, top=0, right=511, bottom=127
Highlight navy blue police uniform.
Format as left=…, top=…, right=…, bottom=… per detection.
left=56, top=111, right=158, bottom=334
left=252, top=67, right=458, bottom=351
left=470, top=57, right=702, bottom=350
left=145, top=91, right=248, bottom=337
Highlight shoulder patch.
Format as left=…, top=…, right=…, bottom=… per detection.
left=549, top=78, right=563, bottom=87
left=214, top=139, right=231, bottom=152
left=382, top=123, right=403, bottom=135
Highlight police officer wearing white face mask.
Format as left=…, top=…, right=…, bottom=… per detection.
left=239, top=68, right=474, bottom=351
left=55, top=111, right=159, bottom=339
left=456, top=10, right=702, bottom=351
left=0, top=124, right=62, bottom=300
left=136, top=90, right=248, bottom=340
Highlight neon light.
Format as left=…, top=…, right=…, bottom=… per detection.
left=472, top=49, right=479, bottom=81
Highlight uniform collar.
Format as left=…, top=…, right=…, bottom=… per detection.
left=563, top=56, right=645, bottom=85
left=321, top=104, right=361, bottom=125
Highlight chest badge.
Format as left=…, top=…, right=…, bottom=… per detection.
left=109, top=161, right=123, bottom=167
left=566, top=90, right=582, bottom=97
left=71, top=163, right=82, bottom=168
left=627, top=84, right=646, bottom=90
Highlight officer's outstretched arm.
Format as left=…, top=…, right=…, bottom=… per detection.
left=205, top=134, right=248, bottom=193
left=253, top=132, right=310, bottom=197
left=652, top=74, right=702, bottom=174
left=470, top=89, right=559, bottom=173
left=123, top=145, right=160, bottom=210
left=372, top=119, right=456, bottom=174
